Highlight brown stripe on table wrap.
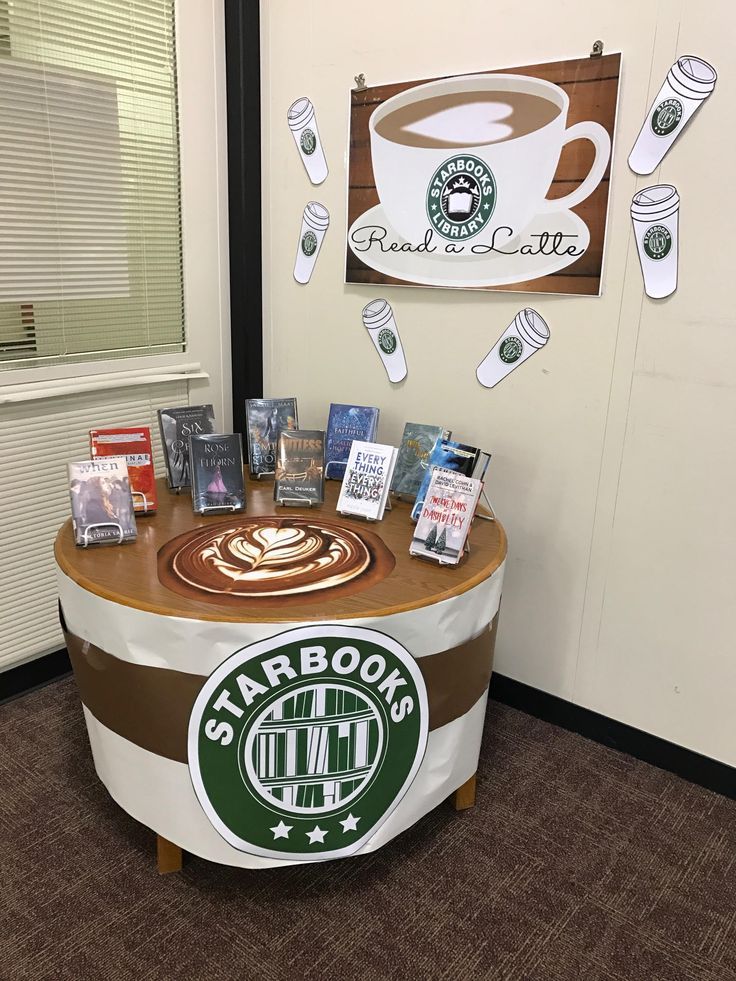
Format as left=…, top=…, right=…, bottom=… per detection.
left=61, top=616, right=498, bottom=765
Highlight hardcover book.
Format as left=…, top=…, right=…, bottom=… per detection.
left=89, top=426, right=158, bottom=514
left=336, top=440, right=398, bottom=521
left=274, top=429, right=325, bottom=504
left=157, top=404, right=216, bottom=489
left=325, top=403, right=379, bottom=480
left=411, top=438, right=481, bottom=521
left=410, top=469, right=483, bottom=565
left=391, top=422, right=450, bottom=498
left=68, top=457, right=137, bottom=546
left=245, top=397, right=299, bottom=476
left=189, top=433, right=246, bottom=514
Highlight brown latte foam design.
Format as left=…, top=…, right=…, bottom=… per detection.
left=158, top=517, right=396, bottom=606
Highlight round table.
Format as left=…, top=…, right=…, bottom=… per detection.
left=55, top=476, right=507, bottom=871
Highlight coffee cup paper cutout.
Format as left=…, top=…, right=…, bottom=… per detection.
left=629, top=57, right=717, bottom=175
left=631, top=185, right=679, bottom=299
left=346, top=57, right=620, bottom=296
left=362, top=299, right=408, bottom=383
left=288, top=97, right=328, bottom=185
left=477, top=309, right=550, bottom=388
left=294, top=202, right=330, bottom=284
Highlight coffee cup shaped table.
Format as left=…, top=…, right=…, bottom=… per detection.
left=55, top=477, right=506, bottom=871
left=369, top=73, right=611, bottom=248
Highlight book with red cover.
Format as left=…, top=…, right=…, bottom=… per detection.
left=89, top=426, right=158, bottom=514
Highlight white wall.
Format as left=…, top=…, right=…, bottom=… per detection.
left=260, top=0, right=736, bottom=766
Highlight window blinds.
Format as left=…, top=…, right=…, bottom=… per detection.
left=0, top=380, right=189, bottom=669
left=0, top=0, right=184, bottom=367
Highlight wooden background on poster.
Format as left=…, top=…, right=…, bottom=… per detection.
left=346, top=53, right=621, bottom=295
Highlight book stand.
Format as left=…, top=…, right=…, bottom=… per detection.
left=276, top=496, right=318, bottom=507
left=338, top=495, right=392, bottom=523
left=195, top=503, right=243, bottom=516
left=132, top=491, right=153, bottom=514
left=250, top=471, right=274, bottom=480
left=81, top=523, right=124, bottom=547
left=410, top=538, right=470, bottom=567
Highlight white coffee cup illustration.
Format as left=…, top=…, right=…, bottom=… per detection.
left=362, top=299, right=408, bottom=383
left=288, top=97, right=328, bottom=185
left=628, top=57, right=717, bottom=175
left=477, top=308, right=550, bottom=388
left=369, top=73, right=611, bottom=248
left=294, top=202, right=330, bottom=284
left=631, top=185, right=679, bottom=299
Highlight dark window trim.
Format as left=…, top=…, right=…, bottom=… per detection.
left=225, top=0, right=262, bottom=436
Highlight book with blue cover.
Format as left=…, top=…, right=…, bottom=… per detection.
left=324, top=403, right=379, bottom=480
left=411, top=438, right=481, bottom=521
left=391, top=422, right=451, bottom=498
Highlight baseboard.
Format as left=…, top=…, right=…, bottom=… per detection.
left=0, top=649, right=71, bottom=705
left=489, top=672, right=735, bottom=802
left=2, top=651, right=732, bottom=801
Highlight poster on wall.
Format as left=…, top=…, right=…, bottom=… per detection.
left=345, top=54, right=621, bottom=296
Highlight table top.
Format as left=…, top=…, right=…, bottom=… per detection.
left=55, top=474, right=507, bottom=623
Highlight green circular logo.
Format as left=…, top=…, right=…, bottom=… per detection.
left=378, top=328, right=397, bottom=354
left=499, top=336, right=524, bottom=364
left=301, top=230, right=318, bottom=256
left=643, top=224, right=672, bottom=260
left=300, top=128, right=317, bottom=155
left=651, top=98, right=683, bottom=136
left=188, top=625, right=428, bottom=860
left=426, top=154, right=497, bottom=241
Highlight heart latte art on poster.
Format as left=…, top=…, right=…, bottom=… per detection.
left=158, top=517, right=395, bottom=604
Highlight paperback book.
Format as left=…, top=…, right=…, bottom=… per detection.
left=391, top=422, right=450, bottom=498
left=325, top=403, right=379, bottom=480
left=245, top=397, right=299, bottom=476
left=68, top=457, right=137, bottom=546
left=411, top=438, right=481, bottom=520
left=89, top=426, right=157, bottom=514
left=157, top=404, right=216, bottom=490
left=189, top=433, right=246, bottom=514
left=274, top=429, right=325, bottom=505
left=410, top=469, right=483, bottom=565
left=336, top=440, right=398, bottom=521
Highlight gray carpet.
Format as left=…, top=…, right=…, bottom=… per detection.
left=1, top=677, right=734, bottom=981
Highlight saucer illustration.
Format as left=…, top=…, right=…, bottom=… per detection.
left=347, top=204, right=590, bottom=290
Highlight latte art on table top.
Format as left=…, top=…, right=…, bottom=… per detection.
left=158, top=517, right=395, bottom=604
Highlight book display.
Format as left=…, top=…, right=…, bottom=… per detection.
left=273, top=429, right=325, bottom=504
left=325, top=403, right=379, bottom=479
left=89, top=426, right=158, bottom=514
left=157, top=405, right=216, bottom=490
left=68, top=457, right=137, bottom=546
left=245, top=397, right=299, bottom=477
left=189, top=434, right=246, bottom=514
left=391, top=423, right=449, bottom=498
left=336, top=440, right=398, bottom=521
left=410, top=469, right=483, bottom=565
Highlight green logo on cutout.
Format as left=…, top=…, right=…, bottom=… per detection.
left=643, top=224, right=672, bottom=260
left=300, top=128, right=317, bottom=155
left=651, top=99, right=683, bottom=136
left=301, top=230, right=318, bottom=256
left=499, top=336, right=524, bottom=364
left=378, top=329, right=397, bottom=355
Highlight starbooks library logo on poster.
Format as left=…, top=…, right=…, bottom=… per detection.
left=643, top=224, right=672, bottom=260
left=426, top=155, right=497, bottom=241
left=651, top=98, right=682, bottom=136
left=188, top=625, right=428, bottom=860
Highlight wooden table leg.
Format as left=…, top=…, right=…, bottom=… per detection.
left=157, top=834, right=183, bottom=874
left=453, top=773, right=477, bottom=811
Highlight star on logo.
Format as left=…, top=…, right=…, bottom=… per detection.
left=483, top=202, right=490, bottom=210
left=431, top=204, right=438, bottom=211
left=339, top=813, right=360, bottom=833
left=270, top=820, right=292, bottom=840
left=306, top=825, right=327, bottom=844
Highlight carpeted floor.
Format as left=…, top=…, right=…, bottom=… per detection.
left=0, top=678, right=734, bottom=981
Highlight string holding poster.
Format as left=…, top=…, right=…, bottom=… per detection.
left=345, top=54, right=621, bottom=296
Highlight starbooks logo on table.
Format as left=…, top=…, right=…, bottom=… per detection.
left=188, top=625, right=428, bottom=860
